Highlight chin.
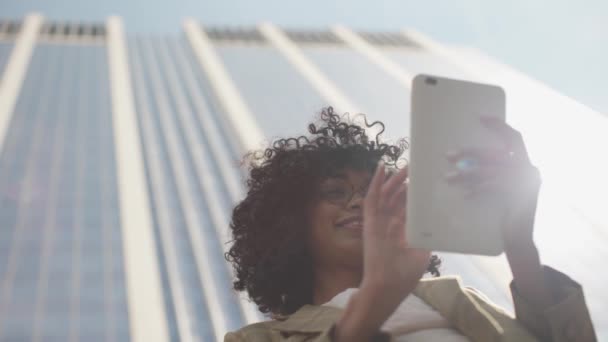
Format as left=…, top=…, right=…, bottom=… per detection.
left=335, top=241, right=363, bottom=266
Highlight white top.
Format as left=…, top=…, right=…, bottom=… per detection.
left=323, top=288, right=471, bottom=342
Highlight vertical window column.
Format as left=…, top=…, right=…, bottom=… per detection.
left=106, top=16, right=169, bottom=342
left=183, top=18, right=264, bottom=154
left=332, top=25, right=415, bottom=90
left=257, top=22, right=361, bottom=114
left=0, top=13, right=43, bottom=153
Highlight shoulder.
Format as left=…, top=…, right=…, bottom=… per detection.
left=225, top=305, right=343, bottom=341
left=225, top=321, right=280, bottom=341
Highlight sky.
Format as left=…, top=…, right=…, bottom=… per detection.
left=1, top=0, right=607, bottom=113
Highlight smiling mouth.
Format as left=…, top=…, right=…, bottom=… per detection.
left=336, top=217, right=363, bottom=230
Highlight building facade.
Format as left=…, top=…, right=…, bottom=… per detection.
left=0, top=13, right=606, bottom=342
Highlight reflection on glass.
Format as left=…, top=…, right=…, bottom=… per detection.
left=302, top=45, right=411, bottom=141
left=0, top=42, right=14, bottom=75
left=0, top=42, right=129, bottom=341
left=218, top=44, right=327, bottom=139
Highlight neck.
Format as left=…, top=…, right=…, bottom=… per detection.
left=312, top=265, right=362, bottom=305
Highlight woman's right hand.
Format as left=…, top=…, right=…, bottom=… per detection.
left=360, top=162, right=431, bottom=296
left=334, top=162, right=430, bottom=342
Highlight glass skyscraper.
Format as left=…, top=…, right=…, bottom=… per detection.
left=0, top=13, right=606, bottom=342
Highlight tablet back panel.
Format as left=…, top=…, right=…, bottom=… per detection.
left=407, top=74, right=507, bottom=256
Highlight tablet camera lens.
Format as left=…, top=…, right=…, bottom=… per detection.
left=425, top=77, right=437, bottom=85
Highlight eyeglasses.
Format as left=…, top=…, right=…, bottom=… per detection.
left=317, top=179, right=370, bottom=207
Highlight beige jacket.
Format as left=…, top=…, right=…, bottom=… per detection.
left=225, top=266, right=596, bottom=342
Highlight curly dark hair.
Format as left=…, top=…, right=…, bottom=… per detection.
left=225, top=107, right=441, bottom=317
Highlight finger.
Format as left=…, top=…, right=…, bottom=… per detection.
left=443, top=165, right=504, bottom=185
left=464, top=179, right=503, bottom=198
left=386, top=182, right=407, bottom=214
left=479, top=116, right=518, bottom=140
left=444, top=170, right=475, bottom=185
left=479, top=116, right=530, bottom=162
left=445, top=147, right=511, bottom=166
left=387, top=197, right=407, bottom=239
left=365, top=161, right=386, bottom=211
left=381, top=166, right=408, bottom=201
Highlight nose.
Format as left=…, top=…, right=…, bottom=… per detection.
left=346, top=191, right=364, bottom=209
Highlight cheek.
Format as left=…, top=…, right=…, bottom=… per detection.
left=308, top=203, right=340, bottom=248
left=308, top=203, right=364, bottom=268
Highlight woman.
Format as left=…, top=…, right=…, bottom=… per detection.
left=225, top=107, right=596, bottom=342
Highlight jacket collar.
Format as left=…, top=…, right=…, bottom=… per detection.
left=272, top=304, right=342, bottom=333
left=414, top=276, right=504, bottom=342
left=272, top=276, right=504, bottom=342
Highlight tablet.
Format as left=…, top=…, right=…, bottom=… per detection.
left=406, top=74, right=507, bottom=256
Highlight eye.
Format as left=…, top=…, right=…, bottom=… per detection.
left=320, top=187, right=349, bottom=200
left=323, top=187, right=347, bottom=196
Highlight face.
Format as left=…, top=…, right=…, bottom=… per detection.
left=308, top=168, right=372, bottom=271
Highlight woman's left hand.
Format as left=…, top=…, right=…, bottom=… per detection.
left=443, top=116, right=542, bottom=251
left=444, top=117, right=556, bottom=310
